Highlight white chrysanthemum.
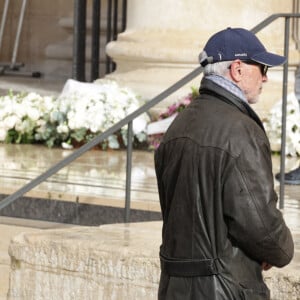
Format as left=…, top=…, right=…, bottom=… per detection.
left=43, top=96, right=57, bottom=112
left=57, top=124, right=69, bottom=134
left=13, top=102, right=26, bottom=119
left=26, top=107, right=41, bottom=121
left=108, top=135, right=120, bottom=149
left=61, top=142, right=74, bottom=149
left=133, top=116, right=148, bottom=134
left=3, top=115, right=20, bottom=129
left=0, top=128, right=6, bottom=141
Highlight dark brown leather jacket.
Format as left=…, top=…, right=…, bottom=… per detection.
left=155, top=77, right=294, bottom=300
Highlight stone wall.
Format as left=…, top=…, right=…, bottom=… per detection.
left=7, top=221, right=300, bottom=300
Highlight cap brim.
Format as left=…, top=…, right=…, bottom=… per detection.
left=251, top=52, right=286, bottom=67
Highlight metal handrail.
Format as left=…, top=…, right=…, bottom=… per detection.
left=1, top=13, right=299, bottom=219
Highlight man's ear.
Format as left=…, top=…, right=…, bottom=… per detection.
left=229, top=60, right=243, bottom=82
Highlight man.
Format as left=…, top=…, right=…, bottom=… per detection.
left=155, top=27, right=294, bottom=300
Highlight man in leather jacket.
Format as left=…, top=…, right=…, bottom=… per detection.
left=155, top=28, right=294, bottom=300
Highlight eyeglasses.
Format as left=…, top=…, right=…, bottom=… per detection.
left=228, top=60, right=269, bottom=76
left=243, top=60, right=268, bottom=76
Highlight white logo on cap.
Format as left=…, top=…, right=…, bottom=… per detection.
left=235, top=53, right=247, bottom=57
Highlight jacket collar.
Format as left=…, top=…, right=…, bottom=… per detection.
left=206, top=74, right=247, bottom=103
left=199, top=77, right=265, bottom=132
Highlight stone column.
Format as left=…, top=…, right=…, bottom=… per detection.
left=105, top=0, right=299, bottom=117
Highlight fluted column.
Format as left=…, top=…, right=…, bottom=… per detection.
left=105, top=0, right=298, bottom=117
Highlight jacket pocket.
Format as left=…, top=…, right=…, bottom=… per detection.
left=239, top=281, right=270, bottom=300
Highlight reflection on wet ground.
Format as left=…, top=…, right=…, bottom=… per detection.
left=0, top=144, right=159, bottom=211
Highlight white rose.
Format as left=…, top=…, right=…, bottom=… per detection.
left=3, top=115, right=19, bottom=129
left=57, top=124, right=69, bottom=134
left=26, top=107, right=40, bottom=121
left=0, top=128, right=6, bottom=141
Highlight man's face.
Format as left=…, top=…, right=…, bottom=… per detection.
left=238, top=61, right=268, bottom=104
left=227, top=60, right=268, bottom=104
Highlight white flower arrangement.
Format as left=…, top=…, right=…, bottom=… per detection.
left=0, top=79, right=149, bottom=150
left=0, top=90, right=57, bottom=144
left=263, top=92, right=300, bottom=156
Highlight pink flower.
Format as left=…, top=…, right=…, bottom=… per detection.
left=148, top=88, right=199, bottom=149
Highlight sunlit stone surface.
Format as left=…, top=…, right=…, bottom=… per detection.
left=5, top=221, right=300, bottom=300
left=7, top=222, right=161, bottom=300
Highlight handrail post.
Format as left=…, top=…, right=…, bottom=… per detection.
left=112, top=0, right=118, bottom=71
left=91, top=0, right=101, bottom=81
left=125, top=121, right=133, bottom=222
left=121, top=0, right=127, bottom=32
left=72, top=0, right=86, bottom=81
left=106, top=0, right=113, bottom=73
left=279, top=16, right=291, bottom=209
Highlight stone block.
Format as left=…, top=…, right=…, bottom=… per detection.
left=7, top=221, right=300, bottom=299
left=7, top=222, right=162, bottom=300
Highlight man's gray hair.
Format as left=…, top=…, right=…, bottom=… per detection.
left=199, top=50, right=232, bottom=76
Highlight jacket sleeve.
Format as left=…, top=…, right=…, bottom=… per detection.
left=222, top=134, right=294, bottom=268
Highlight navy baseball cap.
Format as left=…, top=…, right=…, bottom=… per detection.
left=200, top=27, right=286, bottom=67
